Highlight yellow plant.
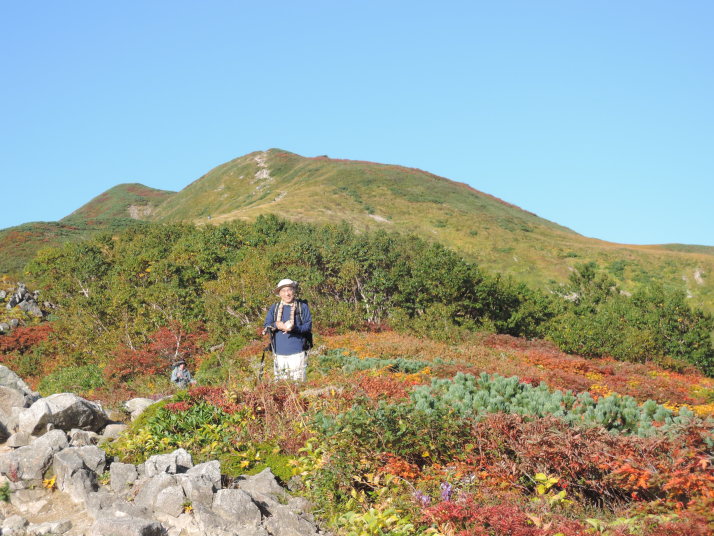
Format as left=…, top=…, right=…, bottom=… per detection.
left=532, top=473, right=571, bottom=507
left=43, top=475, right=57, bottom=491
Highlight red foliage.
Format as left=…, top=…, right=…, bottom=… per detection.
left=422, top=498, right=588, bottom=536
left=104, top=323, right=206, bottom=382
left=356, top=371, right=423, bottom=401
left=0, top=324, right=53, bottom=354
left=165, top=401, right=191, bottom=413
left=418, top=414, right=714, bottom=511
left=379, top=454, right=421, bottom=479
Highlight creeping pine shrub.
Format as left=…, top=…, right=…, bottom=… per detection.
left=38, top=364, right=105, bottom=396
left=411, top=372, right=698, bottom=437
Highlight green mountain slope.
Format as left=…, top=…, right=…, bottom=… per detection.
left=62, top=183, right=175, bottom=223
left=0, top=184, right=174, bottom=276
left=151, top=149, right=714, bottom=311
left=1, top=149, right=712, bottom=311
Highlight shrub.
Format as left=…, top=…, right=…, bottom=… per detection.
left=411, top=372, right=697, bottom=437
left=38, top=364, right=105, bottom=396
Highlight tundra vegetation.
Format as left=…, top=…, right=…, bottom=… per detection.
left=1, top=216, right=713, bottom=535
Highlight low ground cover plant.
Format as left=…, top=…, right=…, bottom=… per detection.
left=105, top=346, right=714, bottom=535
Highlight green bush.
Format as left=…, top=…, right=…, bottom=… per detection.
left=546, top=263, right=714, bottom=375
left=411, top=372, right=697, bottom=437
left=38, top=364, right=105, bottom=396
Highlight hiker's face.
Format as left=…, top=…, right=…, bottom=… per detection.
left=279, top=286, right=295, bottom=303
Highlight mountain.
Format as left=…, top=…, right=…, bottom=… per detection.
left=61, top=183, right=175, bottom=224
left=0, top=184, right=174, bottom=276
left=1, top=149, right=712, bottom=311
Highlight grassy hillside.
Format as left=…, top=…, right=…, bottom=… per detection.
left=2, top=150, right=712, bottom=310
left=0, top=184, right=174, bottom=276
left=152, top=149, right=714, bottom=312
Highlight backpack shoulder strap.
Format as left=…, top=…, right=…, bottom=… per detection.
left=295, top=299, right=304, bottom=322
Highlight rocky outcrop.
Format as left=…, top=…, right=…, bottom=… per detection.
left=0, top=368, right=322, bottom=536
left=3, top=283, right=45, bottom=320
left=0, top=437, right=322, bottom=536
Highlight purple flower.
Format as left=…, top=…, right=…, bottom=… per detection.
left=440, top=481, right=453, bottom=502
left=413, top=491, right=431, bottom=507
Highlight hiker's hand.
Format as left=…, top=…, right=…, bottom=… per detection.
left=277, top=320, right=293, bottom=332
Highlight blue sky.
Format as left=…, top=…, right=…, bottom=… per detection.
left=1, top=1, right=712, bottom=245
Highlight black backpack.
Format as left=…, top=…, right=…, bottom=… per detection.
left=272, top=299, right=313, bottom=351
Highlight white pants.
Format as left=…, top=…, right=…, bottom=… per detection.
left=273, top=351, right=307, bottom=381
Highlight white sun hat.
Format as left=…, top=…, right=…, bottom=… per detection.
left=274, top=278, right=298, bottom=295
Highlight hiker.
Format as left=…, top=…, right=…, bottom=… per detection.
left=170, top=359, right=196, bottom=388
left=263, top=278, right=312, bottom=381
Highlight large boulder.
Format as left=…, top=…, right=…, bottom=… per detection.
left=0, top=365, right=40, bottom=407
left=18, top=393, right=109, bottom=436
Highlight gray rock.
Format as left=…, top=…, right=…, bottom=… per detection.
left=0, top=290, right=6, bottom=300
left=6, top=431, right=32, bottom=448
left=110, top=462, right=138, bottom=493
left=68, top=428, right=100, bottom=446
left=0, top=365, right=39, bottom=406
left=102, top=423, right=128, bottom=440
left=0, top=385, right=29, bottom=415
left=154, top=484, right=187, bottom=517
left=144, top=449, right=192, bottom=477
left=19, top=300, right=43, bottom=318
left=27, top=519, right=72, bottom=535
left=0, top=444, right=54, bottom=489
left=186, top=460, right=221, bottom=489
left=73, top=445, right=106, bottom=474
left=90, top=518, right=167, bottom=536
left=9, top=318, right=20, bottom=329
left=0, top=322, right=9, bottom=332
left=133, top=473, right=177, bottom=511
left=18, top=393, right=109, bottom=436
left=86, top=490, right=152, bottom=521
left=264, top=504, right=319, bottom=536
left=53, top=449, right=98, bottom=503
left=212, top=489, right=262, bottom=527
left=176, top=473, right=215, bottom=508
left=287, top=496, right=313, bottom=515
left=191, top=503, right=268, bottom=536
left=124, top=398, right=157, bottom=420
left=0, top=430, right=66, bottom=483
left=2, top=514, right=29, bottom=536
left=33, top=429, right=69, bottom=452
left=0, top=412, right=14, bottom=442
left=10, top=488, right=51, bottom=516
left=237, top=468, right=284, bottom=500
